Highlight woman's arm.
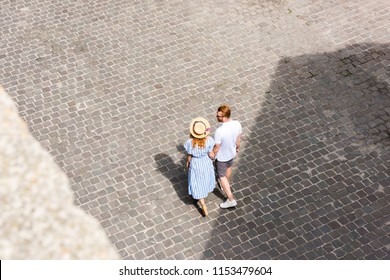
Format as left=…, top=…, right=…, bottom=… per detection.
left=186, top=154, right=192, bottom=168
left=209, top=137, right=216, bottom=160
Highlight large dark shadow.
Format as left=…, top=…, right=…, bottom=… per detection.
left=154, top=151, right=194, bottom=206
left=202, top=43, right=390, bottom=259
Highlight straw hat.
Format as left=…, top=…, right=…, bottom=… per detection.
left=190, top=117, right=211, bottom=139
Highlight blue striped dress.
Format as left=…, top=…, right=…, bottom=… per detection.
left=184, top=137, right=216, bottom=199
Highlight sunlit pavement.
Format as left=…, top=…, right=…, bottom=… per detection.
left=1, top=0, right=389, bottom=259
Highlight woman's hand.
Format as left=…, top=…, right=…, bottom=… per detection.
left=186, top=154, right=192, bottom=169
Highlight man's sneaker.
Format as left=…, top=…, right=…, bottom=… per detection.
left=220, top=199, right=237, bottom=209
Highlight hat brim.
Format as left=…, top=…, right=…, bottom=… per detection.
left=190, top=117, right=211, bottom=139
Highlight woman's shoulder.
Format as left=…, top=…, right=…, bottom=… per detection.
left=184, top=138, right=192, bottom=148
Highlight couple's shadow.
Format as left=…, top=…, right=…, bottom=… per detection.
left=154, top=145, right=225, bottom=211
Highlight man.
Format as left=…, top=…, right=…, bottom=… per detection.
left=213, top=104, right=242, bottom=208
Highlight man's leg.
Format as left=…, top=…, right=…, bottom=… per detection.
left=219, top=176, right=237, bottom=208
left=219, top=176, right=234, bottom=201
left=226, top=165, right=232, bottom=183
left=216, top=159, right=237, bottom=208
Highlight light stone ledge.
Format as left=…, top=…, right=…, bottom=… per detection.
left=0, top=86, right=118, bottom=259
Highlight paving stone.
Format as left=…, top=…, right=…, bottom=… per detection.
left=1, top=0, right=389, bottom=260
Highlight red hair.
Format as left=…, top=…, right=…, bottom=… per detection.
left=190, top=135, right=207, bottom=148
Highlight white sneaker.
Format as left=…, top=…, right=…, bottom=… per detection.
left=220, top=199, right=237, bottom=209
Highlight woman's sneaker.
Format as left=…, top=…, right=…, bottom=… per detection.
left=220, top=199, right=237, bottom=209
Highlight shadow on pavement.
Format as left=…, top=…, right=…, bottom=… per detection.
left=154, top=152, right=195, bottom=206
left=201, top=43, right=390, bottom=259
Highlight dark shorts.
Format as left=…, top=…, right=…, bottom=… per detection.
left=215, top=159, right=234, bottom=178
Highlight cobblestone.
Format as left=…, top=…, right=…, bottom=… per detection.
left=1, top=0, right=390, bottom=259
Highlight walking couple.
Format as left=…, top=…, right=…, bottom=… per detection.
left=184, top=104, right=242, bottom=217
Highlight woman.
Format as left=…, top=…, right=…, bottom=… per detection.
left=184, top=117, right=215, bottom=217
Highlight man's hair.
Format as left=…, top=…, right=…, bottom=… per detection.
left=218, top=104, right=231, bottom=118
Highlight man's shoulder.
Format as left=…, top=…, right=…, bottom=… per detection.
left=231, top=119, right=242, bottom=128
left=215, top=123, right=224, bottom=132
left=214, top=125, right=224, bottom=141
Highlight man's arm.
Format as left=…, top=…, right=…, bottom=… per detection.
left=213, top=143, right=221, bottom=155
left=236, top=134, right=241, bottom=152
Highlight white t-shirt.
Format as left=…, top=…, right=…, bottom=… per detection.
left=214, top=120, right=242, bottom=162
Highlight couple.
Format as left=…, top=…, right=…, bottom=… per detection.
left=184, top=105, right=242, bottom=217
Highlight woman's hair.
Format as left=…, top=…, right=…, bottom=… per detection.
left=191, top=134, right=207, bottom=148
left=218, top=104, right=231, bottom=118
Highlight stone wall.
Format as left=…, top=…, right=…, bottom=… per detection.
left=0, top=86, right=118, bottom=259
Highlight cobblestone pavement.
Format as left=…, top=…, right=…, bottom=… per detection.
left=1, top=0, right=389, bottom=259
